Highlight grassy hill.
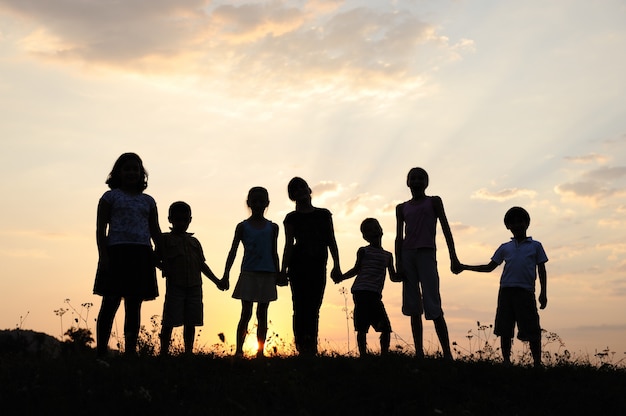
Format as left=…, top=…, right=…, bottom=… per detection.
left=1, top=350, right=624, bottom=415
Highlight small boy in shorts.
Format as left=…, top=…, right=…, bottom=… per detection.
left=159, top=201, right=226, bottom=356
left=334, top=218, right=401, bottom=356
left=459, top=206, right=548, bottom=367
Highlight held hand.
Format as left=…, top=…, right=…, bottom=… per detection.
left=538, top=292, right=547, bottom=309
left=276, top=272, right=289, bottom=287
left=219, top=278, right=230, bottom=291
left=395, top=269, right=406, bottom=283
left=331, top=273, right=343, bottom=284
left=450, top=258, right=462, bottom=275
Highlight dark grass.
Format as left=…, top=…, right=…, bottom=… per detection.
left=1, top=351, right=625, bottom=416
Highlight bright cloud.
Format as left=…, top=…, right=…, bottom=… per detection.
left=0, top=0, right=469, bottom=97
left=470, top=187, right=537, bottom=201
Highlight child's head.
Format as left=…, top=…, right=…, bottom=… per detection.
left=406, top=167, right=429, bottom=189
left=168, top=201, right=192, bottom=232
left=504, top=206, right=530, bottom=232
left=287, top=177, right=311, bottom=201
left=106, top=152, right=148, bottom=192
left=247, top=186, right=270, bottom=211
left=360, top=218, right=383, bottom=244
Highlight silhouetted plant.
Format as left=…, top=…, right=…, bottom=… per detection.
left=63, top=327, right=94, bottom=352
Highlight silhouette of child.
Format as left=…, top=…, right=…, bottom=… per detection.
left=222, top=187, right=281, bottom=358
left=94, top=152, right=162, bottom=358
left=459, top=206, right=548, bottom=367
left=281, top=177, right=342, bottom=355
left=395, top=167, right=460, bottom=360
left=159, top=201, right=225, bottom=356
left=334, top=218, right=401, bottom=356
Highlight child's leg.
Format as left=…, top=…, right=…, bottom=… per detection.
left=183, top=325, right=196, bottom=355
left=236, top=301, right=253, bottom=355
left=160, top=325, right=173, bottom=356
left=380, top=332, right=390, bottom=355
left=96, top=296, right=122, bottom=357
left=410, top=315, right=424, bottom=359
left=357, top=331, right=368, bottom=356
left=123, top=296, right=143, bottom=356
left=256, top=303, right=269, bottom=357
left=434, top=315, right=453, bottom=359
left=500, top=336, right=512, bottom=364
left=530, top=339, right=542, bottom=367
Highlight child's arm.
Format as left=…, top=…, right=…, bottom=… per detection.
left=222, top=223, right=244, bottom=290
left=336, top=248, right=363, bottom=283
left=328, top=215, right=342, bottom=281
left=538, top=262, right=547, bottom=309
left=394, top=204, right=405, bottom=280
left=433, top=196, right=461, bottom=273
left=272, top=223, right=287, bottom=286
left=149, top=204, right=163, bottom=249
left=387, top=253, right=401, bottom=282
left=460, top=261, right=499, bottom=273
left=96, top=199, right=111, bottom=270
left=281, top=223, right=294, bottom=280
left=202, top=263, right=224, bottom=289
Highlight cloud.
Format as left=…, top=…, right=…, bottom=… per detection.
left=583, top=166, right=626, bottom=181
left=470, top=188, right=536, bottom=201
left=0, top=0, right=469, bottom=97
left=311, top=180, right=340, bottom=197
left=554, top=181, right=615, bottom=200
left=564, top=153, right=608, bottom=164
left=342, top=193, right=382, bottom=216
left=554, top=166, right=626, bottom=204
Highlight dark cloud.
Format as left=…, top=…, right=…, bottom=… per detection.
left=583, top=166, right=626, bottom=181
left=554, top=181, right=618, bottom=202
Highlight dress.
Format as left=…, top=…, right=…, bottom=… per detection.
left=93, top=189, right=158, bottom=300
left=232, top=220, right=278, bottom=303
left=284, top=208, right=333, bottom=353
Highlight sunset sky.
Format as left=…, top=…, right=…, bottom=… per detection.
left=1, top=0, right=625, bottom=358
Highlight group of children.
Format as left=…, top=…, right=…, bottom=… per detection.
left=94, top=153, right=548, bottom=367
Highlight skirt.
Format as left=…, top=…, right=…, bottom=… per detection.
left=94, top=244, right=158, bottom=300
left=232, top=271, right=277, bottom=303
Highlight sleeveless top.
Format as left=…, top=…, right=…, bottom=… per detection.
left=401, top=197, right=436, bottom=250
left=241, top=220, right=276, bottom=272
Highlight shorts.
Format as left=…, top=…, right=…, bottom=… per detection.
left=401, top=248, right=443, bottom=319
left=494, top=287, right=541, bottom=342
left=353, top=291, right=392, bottom=333
left=232, top=271, right=277, bottom=303
left=162, top=283, right=204, bottom=327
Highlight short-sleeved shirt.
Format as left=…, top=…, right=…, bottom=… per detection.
left=161, top=232, right=206, bottom=287
left=492, top=237, right=548, bottom=292
left=351, top=246, right=392, bottom=295
left=101, top=189, right=156, bottom=246
left=284, top=208, right=333, bottom=266
left=400, top=197, right=437, bottom=250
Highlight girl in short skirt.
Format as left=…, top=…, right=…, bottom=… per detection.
left=94, top=152, right=161, bottom=357
left=222, top=187, right=281, bottom=358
